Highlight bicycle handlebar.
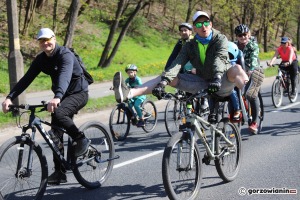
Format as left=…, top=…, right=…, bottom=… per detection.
left=8, top=101, right=48, bottom=113
left=162, top=89, right=209, bottom=101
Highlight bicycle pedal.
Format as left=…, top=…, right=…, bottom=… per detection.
left=202, top=154, right=211, bottom=165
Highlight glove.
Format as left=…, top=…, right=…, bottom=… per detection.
left=152, top=81, right=167, bottom=100
left=208, top=76, right=222, bottom=94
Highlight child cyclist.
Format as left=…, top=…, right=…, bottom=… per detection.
left=124, top=64, right=147, bottom=127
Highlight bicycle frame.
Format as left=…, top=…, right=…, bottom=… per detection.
left=179, top=95, right=234, bottom=169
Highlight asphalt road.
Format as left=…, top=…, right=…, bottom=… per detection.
left=1, top=76, right=299, bottom=200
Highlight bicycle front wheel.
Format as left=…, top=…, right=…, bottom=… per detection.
left=164, top=99, right=184, bottom=136
left=271, top=79, right=283, bottom=108
left=142, top=100, right=158, bottom=133
left=162, top=132, right=202, bottom=200
left=73, top=121, right=115, bottom=189
left=215, top=119, right=241, bottom=182
left=0, top=136, right=48, bottom=200
left=109, top=105, right=130, bottom=141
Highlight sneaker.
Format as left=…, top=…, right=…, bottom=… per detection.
left=48, top=171, right=67, bottom=185
left=113, top=72, right=130, bottom=103
left=233, top=111, right=241, bottom=120
left=72, top=136, right=91, bottom=157
left=246, top=68, right=265, bottom=100
left=136, top=119, right=145, bottom=127
left=249, top=122, right=258, bottom=134
left=290, top=92, right=296, bottom=99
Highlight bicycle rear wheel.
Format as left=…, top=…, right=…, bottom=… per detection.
left=162, top=132, right=202, bottom=200
left=142, top=100, right=158, bottom=133
left=257, top=92, right=264, bottom=134
left=109, top=105, right=130, bottom=141
left=271, top=79, right=283, bottom=108
left=164, top=99, right=185, bottom=136
left=0, top=136, right=48, bottom=200
left=73, top=121, right=115, bottom=189
left=215, top=119, right=241, bottom=182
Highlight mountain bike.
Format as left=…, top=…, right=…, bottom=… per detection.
left=164, top=89, right=210, bottom=136
left=270, top=63, right=300, bottom=107
left=109, top=99, right=157, bottom=141
left=0, top=102, right=118, bottom=200
left=161, top=90, right=241, bottom=200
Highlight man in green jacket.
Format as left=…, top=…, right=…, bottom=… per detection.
left=113, top=11, right=264, bottom=106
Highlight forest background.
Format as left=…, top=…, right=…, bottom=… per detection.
left=0, top=0, right=299, bottom=118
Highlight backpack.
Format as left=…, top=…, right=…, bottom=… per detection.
left=69, top=48, right=94, bottom=85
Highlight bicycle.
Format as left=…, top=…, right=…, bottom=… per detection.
left=0, top=102, right=118, bottom=200
left=223, top=87, right=264, bottom=134
left=270, top=63, right=299, bottom=107
left=161, top=90, right=241, bottom=200
left=109, top=99, right=158, bottom=141
left=164, top=89, right=210, bottom=136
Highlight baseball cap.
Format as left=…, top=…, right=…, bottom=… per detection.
left=281, top=37, right=289, bottom=43
left=192, top=11, right=210, bottom=23
left=36, top=28, right=55, bottom=40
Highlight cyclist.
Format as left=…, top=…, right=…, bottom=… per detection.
left=165, top=22, right=194, bottom=72
left=113, top=11, right=264, bottom=112
left=166, top=22, right=208, bottom=112
left=228, top=41, right=242, bottom=120
left=268, top=36, right=298, bottom=98
left=1, top=28, right=90, bottom=185
left=124, top=64, right=146, bottom=127
left=234, top=24, right=263, bottom=134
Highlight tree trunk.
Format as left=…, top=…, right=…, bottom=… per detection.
left=64, top=0, right=80, bottom=48
left=98, top=0, right=126, bottom=67
left=102, top=0, right=145, bottom=68
left=22, top=0, right=37, bottom=36
left=185, top=0, right=192, bottom=22
left=53, top=0, right=58, bottom=32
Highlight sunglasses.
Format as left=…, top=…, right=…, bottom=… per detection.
left=38, top=37, right=53, bottom=43
left=237, top=33, right=248, bottom=37
left=281, top=42, right=287, bottom=44
left=194, top=21, right=210, bottom=28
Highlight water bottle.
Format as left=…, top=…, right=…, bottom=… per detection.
left=186, top=101, right=192, bottom=115
left=48, top=129, right=63, bottom=150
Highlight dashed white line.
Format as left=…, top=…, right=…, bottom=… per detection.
left=271, top=102, right=300, bottom=112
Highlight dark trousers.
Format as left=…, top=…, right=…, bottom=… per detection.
left=51, top=91, right=89, bottom=172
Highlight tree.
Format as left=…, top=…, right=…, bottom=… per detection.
left=98, top=0, right=150, bottom=68
left=64, top=0, right=81, bottom=48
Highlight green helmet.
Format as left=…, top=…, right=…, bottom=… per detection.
left=125, top=64, right=138, bottom=72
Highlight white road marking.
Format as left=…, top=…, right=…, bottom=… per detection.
left=113, top=150, right=164, bottom=169
left=271, top=102, right=300, bottom=112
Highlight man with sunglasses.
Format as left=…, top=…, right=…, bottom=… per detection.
left=1, top=28, right=90, bottom=185
left=268, top=36, right=298, bottom=98
left=112, top=11, right=264, bottom=114
left=234, top=24, right=263, bottom=134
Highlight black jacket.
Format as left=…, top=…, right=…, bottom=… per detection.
left=8, top=44, right=89, bottom=100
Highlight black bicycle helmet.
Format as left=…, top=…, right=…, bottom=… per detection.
left=228, top=41, right=239, bottom=62
left=125, top=64, right=138, bottom=72
left=178, top=23, right=193, bottom=31
left=234, top=24, right=249, bottom=35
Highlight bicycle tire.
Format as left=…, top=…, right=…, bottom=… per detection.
left=215, top=119, right=241, bottom=182
left=257, top=92, right=264, bottom=134
left=109, top=105, right=130, bottom=141
left=162, top=132, right=202, bottom=200
left=0, top=136, right=48, bottom=200
left=164, top=99, right=185, bottom=137
left=142, top=100, right=158, bottom=133
left=73, top=121, right=115, bottom=189
left=271, top=79, right=283, bottom=108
